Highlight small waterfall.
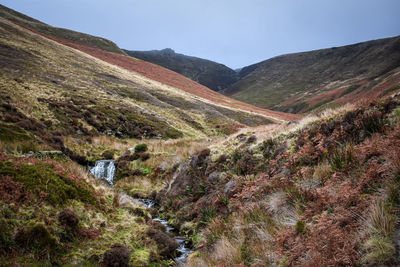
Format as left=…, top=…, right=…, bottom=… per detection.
left=90, top=160, right=115, bottom=185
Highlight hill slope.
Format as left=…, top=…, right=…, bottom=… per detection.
left=0, top=17, right=282, bottom=159
left=157, top=96, right=400, bottom=266
left=223, top=36, right=400, bottom=113
left=124, top=48, right=238, bottom=91
left=0, top=4, right=125, bottom=55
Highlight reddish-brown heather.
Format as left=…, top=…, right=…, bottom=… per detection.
left=13, top=22, right=300, bottom=122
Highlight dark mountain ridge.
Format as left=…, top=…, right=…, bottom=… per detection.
left=123, top=48, right=239, bottom=91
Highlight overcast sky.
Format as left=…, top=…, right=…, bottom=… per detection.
left=2, top=0, right=400, bottom=69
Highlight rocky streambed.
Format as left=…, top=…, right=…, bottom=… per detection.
left=90, top=160, right=192, bottom=265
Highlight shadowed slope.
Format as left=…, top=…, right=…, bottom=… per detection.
left=124, top=48, right=239, bottom=92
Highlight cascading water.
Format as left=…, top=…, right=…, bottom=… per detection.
left=137, top=198, right=192, bottom=265
left=90, top=160, right=115, bottom=185
left=89, top=161, right=192, bottom=264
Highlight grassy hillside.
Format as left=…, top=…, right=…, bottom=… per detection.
left=156, top=95, right=400, bottom=266
left=124, top=48, right=239, bottom=91
left=0, top=4, right=125, bottom=55
left=0, top=17, right=283, bottom=157
left=0, top=15, right=280, bottom=266
left=223, top=36, right=400, bottom=113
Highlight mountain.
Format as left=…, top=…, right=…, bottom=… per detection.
left=0, top=6, right=297, bottom=265
left=0, top=4, right=125, bottom=55
left=123, top=48, right=239, bottom=91
left=223, top=36, right=400, bottom=113
left=1, top=4, right=400, bottom=267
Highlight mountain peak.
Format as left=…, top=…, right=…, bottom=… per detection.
left=160, top=48, right=175, bottom=55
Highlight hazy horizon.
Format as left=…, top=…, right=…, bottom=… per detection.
left=2, top=0, right=400, bottom=69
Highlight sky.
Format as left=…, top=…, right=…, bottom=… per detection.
left=2, top=0, right=400, bottom=69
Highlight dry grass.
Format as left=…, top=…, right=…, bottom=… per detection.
left=362, top=200, right=397, bottom=266
left=313, top=161, right=333, bottom=183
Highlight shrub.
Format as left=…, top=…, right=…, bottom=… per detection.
left=15, top=224, right=59, bottom=259
left=200, top=207, right=216, bottom=223
left=313, top=161, right=333, bottom=182
left=103, top=243, right=131, bottom=267
left=134, top=143, right=148, bottom=153
left=329, top=143, right=355, bottom=171
left=58, top=209, right=79, bottom=230
left=132, top=168, right=145, bottom=176
left=236, top=152, right=257, bottom=175
left=146, top=229, right=179, bottom=257
left=198, top=148, right=211, bottom=160
left=140, top=152, right=150, bottom=161
left=295, top=220, right=306, bottom=234
left=101, top=150, right=115, bottom=159
left=0, top=219, right=15, bottom=253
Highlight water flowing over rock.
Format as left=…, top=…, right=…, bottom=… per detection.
left=90, top=160, right=115, bottom=185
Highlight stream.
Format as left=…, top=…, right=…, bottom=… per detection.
left=90, top=160, right=192, bottom=265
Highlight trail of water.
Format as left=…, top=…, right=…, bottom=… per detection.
left=90, top=161, right=192, bottom=265
left=136, top=198, right=192, bottom=265
left=90, top=160, right=115, bottom=185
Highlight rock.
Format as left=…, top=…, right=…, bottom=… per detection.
left=207, top=172, right=222, bottom=184
left=246, top=135, right=257, bottom=144
left=224, top=179, right=237, bottom=194
left=190, top=149, right=210, bottom=168
left=236, top=133, right=247, bottom=142
left=279, top=167, right=291, bottom=176
left=146, top=228, right=179, bottom=257
left=103, top=243, right=131, bottom=267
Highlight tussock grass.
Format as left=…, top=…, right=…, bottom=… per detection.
left=362, top=200, right=397, bottom=266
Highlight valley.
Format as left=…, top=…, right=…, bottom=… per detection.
left=1, top=3, right=400, bottom=267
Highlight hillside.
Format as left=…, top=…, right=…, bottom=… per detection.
left=223, top=36, right=400, bottom=113
left=0, top=9, right=284, bottom=266
left=124, top=48, right=239, bottom=91
left=157, top=96, right=400, bottom=266
left=0, top=17, right=283, bottom=155
left=0, top=3, right=298, bottom=123
left=3, top=4, right=400, bottom=267
left=0, top=4, right=125, bottom=55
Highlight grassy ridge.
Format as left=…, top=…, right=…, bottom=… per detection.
left=224, top=36, right=400, bottom=113
left=0, top=4, right=125, bottom=55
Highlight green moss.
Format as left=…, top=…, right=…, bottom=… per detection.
left=164, top=127, right=183, bottom=139
left=16, top=224, right=57, bottom=254
left=295, top=220, right=306, bottom=234
left=0, top=219, right=15, bottom=253
left=0, top=161, right=96, bottom=206
left=134, top=143, right=148, bottom=153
